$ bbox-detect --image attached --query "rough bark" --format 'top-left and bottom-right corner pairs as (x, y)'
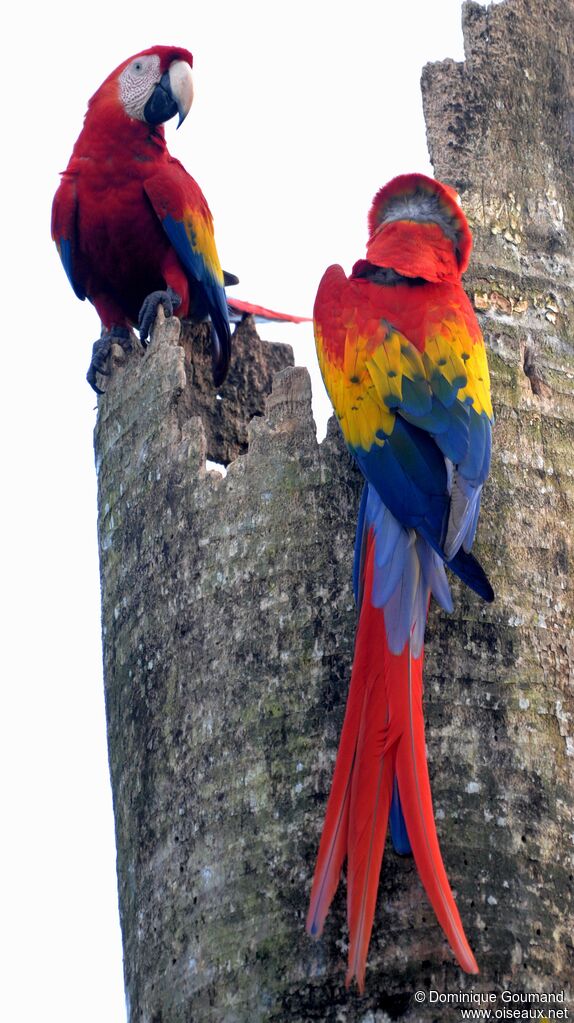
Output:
(95, 1), (574, 1020)
(175, 317), (294, 466)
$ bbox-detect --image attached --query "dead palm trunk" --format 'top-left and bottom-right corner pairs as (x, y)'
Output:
(94, 1), (574, 1018)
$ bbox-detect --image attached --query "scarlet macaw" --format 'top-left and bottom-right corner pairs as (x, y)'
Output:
(52, 47), (308, 393)
(307, 173), (493, 989)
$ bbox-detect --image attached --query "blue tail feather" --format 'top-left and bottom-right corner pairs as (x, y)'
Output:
(353, 484), (369, 605)
(390, 778), (412, 855)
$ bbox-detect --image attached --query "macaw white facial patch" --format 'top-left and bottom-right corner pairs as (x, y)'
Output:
(119, 54), (161, 121)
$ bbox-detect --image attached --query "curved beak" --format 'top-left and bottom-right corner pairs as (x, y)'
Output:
(143, 60), (193, 128)
(168, 59), (194, 127)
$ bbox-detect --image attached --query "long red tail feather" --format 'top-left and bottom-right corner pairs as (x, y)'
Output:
(305, 535), (379, 941)
(345, 667), (394, 990)
(391, 643), (479, 974)
(307, 530), (478, 988)
(227, 297), (311, 323)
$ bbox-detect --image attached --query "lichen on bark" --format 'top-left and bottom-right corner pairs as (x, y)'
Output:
(95, 1), (573, 1020)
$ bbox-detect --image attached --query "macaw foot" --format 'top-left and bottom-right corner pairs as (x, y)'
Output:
(138, 287), (181, 346)
(87, 327), (132, 394)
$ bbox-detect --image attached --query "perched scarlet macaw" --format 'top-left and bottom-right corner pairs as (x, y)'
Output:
(52, 46), (308, 393)
(307, 173), (494, 990)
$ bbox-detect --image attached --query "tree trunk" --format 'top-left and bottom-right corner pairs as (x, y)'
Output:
(94, 1), (574, 1019)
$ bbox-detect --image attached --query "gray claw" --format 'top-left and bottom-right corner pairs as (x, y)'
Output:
(138, 288), (180, 343)
(86, 328), (131, 394)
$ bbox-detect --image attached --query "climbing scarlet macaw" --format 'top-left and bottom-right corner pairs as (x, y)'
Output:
(307, 173), (494, 989)
(52, 46), (307, 393)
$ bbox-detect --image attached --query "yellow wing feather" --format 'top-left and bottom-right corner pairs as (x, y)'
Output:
(316, 314), (492, 452)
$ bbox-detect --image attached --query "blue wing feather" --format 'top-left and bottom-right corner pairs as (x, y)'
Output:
(161, 214), (231, 354)
(399, 376), (433, 418)
(458, 408), (491, 483)
(52, 176), (86, 301)
(58, 239), (86, 300)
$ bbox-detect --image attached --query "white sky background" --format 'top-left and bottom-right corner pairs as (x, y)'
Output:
(1, 1), (474, 1018)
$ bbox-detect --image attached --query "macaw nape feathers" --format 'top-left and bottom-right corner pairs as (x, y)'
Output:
(369, 172), (473, 273)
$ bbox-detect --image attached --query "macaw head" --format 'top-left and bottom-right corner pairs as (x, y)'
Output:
(364, 173), (473, 283)
(88, 45), (194, 129)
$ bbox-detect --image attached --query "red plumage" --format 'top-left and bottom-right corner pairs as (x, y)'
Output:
(308, 173), (493, 989)
(307, 533), (478, 990)
(54, 143), (188, 327)
(52, 45), (233, 389)
(226, 298), (311, 323)
(368, 172), (472, 274)
(367, 221), (461, 283)
(53, 49), (199, 327)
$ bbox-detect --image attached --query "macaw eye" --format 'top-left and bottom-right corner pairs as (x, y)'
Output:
(133, 61), (143, 72)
